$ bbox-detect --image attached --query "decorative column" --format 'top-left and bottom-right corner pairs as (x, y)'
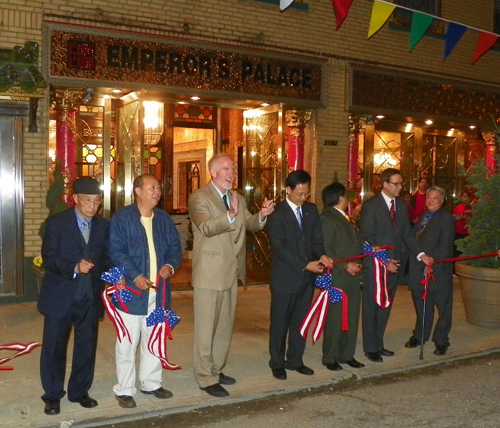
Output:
(482, 132), (498, 172)
(347, 116), (368, 216)
(285, 109), (311, 171)
(51, 88), (84, 205)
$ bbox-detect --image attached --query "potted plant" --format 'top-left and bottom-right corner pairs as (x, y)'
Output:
(455, 135), (500, 328)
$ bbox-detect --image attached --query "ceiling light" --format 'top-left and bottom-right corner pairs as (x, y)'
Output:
(425, 119), (433, 125)
(469, 125), (476, 129)
(376, 114), (385, 119)
(405, 123), (413, 132)
(190, 96), (200, 100)
(111, 89), (122, 94)
(260, 103), (270, 107)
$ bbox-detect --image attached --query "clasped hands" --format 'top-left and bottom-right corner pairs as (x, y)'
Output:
(305, 255), (334, 274)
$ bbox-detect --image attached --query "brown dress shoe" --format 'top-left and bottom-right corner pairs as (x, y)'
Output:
(115, 395), (137, 408)
(141, 387), (173, 399)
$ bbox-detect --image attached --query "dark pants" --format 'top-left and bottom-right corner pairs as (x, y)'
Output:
(40, 295), (98, 402)
(269, 282), (313, 369)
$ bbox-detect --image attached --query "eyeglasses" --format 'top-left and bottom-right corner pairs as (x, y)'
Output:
(292, 190), (311, 198)
(77, 195), (102, 205)
(388, 181), (403, 187)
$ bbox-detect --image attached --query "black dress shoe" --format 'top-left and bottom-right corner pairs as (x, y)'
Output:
(44, 399), (60, 415)
(405, 337), (420, 348)
(272, 368), (287, 380)
(141, 387), (173, 399)
(115, 395), (137, 408)
(219, 373), (236, 385)
(325, 361), (343, 371)
(344, 358), (365, 368)
(434, 345), (448, 356)
(365, 352), (383, 362)
(288, 364), (314, 375)
(200, 383), (229, 398)
(78, 396), (98, 408)
(378, 348), (395, 356)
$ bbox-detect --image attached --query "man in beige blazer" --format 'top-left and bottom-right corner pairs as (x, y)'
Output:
(188, 153), (275, 397)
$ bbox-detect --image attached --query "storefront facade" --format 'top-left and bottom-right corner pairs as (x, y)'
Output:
(1, 0), (499, 301)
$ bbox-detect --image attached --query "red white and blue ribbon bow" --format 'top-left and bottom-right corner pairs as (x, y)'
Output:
(101, 267), (142, 343)
(300, 268), (348, 344)
(364, 242), (391, 309)
(145, 274), (181, 370)
(0, 342), (42, 371)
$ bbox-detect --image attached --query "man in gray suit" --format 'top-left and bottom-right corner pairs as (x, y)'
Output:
(404, 186), (455, 356)
(188, 153), (274, 398)
(359, 168), (430, 363)
(320, 183), (364, 371)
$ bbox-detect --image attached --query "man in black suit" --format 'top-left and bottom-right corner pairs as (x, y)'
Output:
(359, 168), (429, 363)
(404, 186), (455, 356)
(267, 170), (333, 380)
(38, 177), (111, 415)
(320, 183), (364, 371)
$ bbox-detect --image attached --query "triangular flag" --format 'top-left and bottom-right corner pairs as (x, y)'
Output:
(472, 32), (498, 64)
(409, 12), (434, 51)
(368, 0), (396, 39)
(443, 22), (467, 60)
(331, 0), (354, 30)
(280, 0), (295, 11)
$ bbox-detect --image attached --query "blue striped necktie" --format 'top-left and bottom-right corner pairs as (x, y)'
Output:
(82, 219), (91, 243)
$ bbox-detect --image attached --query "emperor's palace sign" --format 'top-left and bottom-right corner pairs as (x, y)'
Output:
(46, 24), (325, 106)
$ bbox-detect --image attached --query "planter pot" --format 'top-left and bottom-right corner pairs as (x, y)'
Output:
(456, 261), (500, 328)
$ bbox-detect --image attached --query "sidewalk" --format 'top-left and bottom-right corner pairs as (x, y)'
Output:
(1, 280), (500, 428)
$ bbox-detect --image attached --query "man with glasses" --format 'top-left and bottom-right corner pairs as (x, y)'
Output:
(359, 168), (426, 363)
(109, 174), (182, 408)
(38, 177), (112, 415)
(267, 170), (333, 380)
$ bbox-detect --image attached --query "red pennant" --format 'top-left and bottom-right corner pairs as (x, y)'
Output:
(472, 32), (498, 64)
(331, 0), (354, 30)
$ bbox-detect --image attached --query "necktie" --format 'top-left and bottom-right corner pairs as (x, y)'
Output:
(296, 206), (303, 231)
(416, 212), (432, 238)
(389, 199), (396, 227)
(222, 194), (230, 210)
(82, 219), (91, 244)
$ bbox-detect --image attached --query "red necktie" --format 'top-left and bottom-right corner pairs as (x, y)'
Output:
(389, 199), (396, 227)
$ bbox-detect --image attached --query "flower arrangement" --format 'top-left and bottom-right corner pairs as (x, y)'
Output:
(32, 256), (43, 267)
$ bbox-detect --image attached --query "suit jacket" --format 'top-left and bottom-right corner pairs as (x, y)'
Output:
(359, 193), (415, 263)
(407, 208), (455, 289)
(38, 208), (111, 319)
(188, 183), (262, 290)
(267, 200), (325, 293)
(321, 207), (363, 287)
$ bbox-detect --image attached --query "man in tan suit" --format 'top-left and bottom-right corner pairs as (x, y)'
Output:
(189, 153), (274, 397)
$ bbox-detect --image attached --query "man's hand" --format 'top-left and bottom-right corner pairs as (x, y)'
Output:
(421, 254), (434, 266)
(259, 198), (275, 220)
(159, 264), (174, 279)
(318, 255), (334, 269)
(228, 192), (239, 219)
(134, 275), (155, 291)
(305, 260), (325, 274)
(77, 258), (94, 275)
(386, 259), (399, 273)
(345, 262), (362, 276)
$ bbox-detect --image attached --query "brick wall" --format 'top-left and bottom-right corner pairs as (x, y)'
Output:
(1, 0), (499, 256)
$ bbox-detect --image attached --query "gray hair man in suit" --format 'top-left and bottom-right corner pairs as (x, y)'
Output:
(189, 153), (275, 398)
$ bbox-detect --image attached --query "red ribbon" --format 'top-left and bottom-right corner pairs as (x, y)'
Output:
(0, 342), (42, 370)
(419, 253), (497, 300)
(331, 245), (395, 265)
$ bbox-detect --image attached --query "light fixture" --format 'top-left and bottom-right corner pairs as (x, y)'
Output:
(405, 123), (413, 132)
(190, 96), (200, 100)
(143, 101), (164, 146)
(111, 89), (122, 94)
(260, 102), (270, 107)
(425, 119), (433, 125)
(376, 114), (385, 119)
(82, 88), (92, 104)
(469, 125), (476, 129)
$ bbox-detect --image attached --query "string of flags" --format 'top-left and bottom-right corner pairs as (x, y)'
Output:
(279, 0), (499, 64)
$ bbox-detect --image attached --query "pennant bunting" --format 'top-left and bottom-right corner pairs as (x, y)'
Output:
(331, 0), (354, 30)
(280, 0), (295, 12)
(443, 22), (467, 60)
(409, 12), (434, 51)
(472, 32), (498, 64)
(368, 0), (396, 39)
